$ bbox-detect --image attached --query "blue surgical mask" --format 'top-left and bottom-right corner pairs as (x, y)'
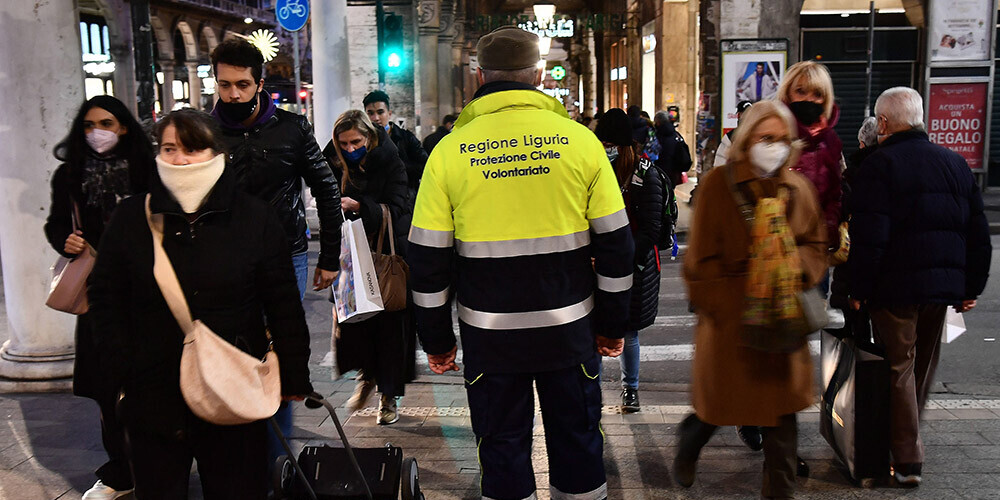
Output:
(341, 146), (367, 163)
(384, 124), (391, 131)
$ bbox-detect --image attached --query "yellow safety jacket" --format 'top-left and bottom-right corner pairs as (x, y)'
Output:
(408, 86), (635, 373)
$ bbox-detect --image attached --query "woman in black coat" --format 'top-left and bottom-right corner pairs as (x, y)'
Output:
(88, 109), (313, 499)
(323, 109), (413, 425)
(43, 95), (153, 498)
(595, 108), (664, 413)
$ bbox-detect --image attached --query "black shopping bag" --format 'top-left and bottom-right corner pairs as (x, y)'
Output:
(819, 308), (891, 486)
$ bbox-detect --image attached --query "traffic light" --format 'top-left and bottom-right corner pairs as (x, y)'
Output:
(382, 14), (405, 73)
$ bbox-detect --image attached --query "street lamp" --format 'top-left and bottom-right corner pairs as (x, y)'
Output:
(538, 36), (551, 56)
(243, 17), (253, 24)
(533, 4), (555, 29)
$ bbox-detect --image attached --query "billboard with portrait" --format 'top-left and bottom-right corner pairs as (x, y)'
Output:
(927, 0), (994, 63)
(721, 39), (788, 135)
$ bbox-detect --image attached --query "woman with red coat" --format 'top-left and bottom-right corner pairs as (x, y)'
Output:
(777, 61), (843, 249)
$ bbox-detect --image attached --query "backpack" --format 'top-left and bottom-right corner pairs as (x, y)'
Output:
(641, 128), (662, 161)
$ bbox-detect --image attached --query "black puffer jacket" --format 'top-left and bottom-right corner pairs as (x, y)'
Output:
(216, 107), (343, 271)
(87, 168), (312, 436)
(625, 157), (665, 331)
(849, 130), (991, 304)
(323, 127), (410, 255)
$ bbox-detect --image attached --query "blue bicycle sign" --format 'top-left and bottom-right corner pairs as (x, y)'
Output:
(275, 0), (309, 32)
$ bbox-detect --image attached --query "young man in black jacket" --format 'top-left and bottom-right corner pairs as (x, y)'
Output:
(209, 37), (342, 468)
(363, 90), (429, 200)
(849, 87), (992, 487)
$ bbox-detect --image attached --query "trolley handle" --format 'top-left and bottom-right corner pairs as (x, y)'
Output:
(306, 392), (374, 500)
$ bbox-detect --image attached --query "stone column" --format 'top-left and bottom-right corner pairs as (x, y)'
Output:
(312, 0), (352, 147)
(436, 0), (456, 121)
(160, 61), (176, 112)
(417, 0), (440, 138)
(186, 61), (201, 110)
(0, 0), (83, 390)
(451, 12), (465, 110)
(110, 44), (138, 112)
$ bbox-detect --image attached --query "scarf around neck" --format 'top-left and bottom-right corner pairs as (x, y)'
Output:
(155, 154), (226, 213)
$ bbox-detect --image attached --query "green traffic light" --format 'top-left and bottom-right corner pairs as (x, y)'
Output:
(387, 53), (401, 68)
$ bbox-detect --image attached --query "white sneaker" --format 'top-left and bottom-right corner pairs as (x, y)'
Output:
(82, 480), (133, 500)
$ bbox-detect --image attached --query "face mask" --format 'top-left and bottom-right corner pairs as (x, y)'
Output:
(341, 146), (367, 164)
(156, 154), (226, 213)
(605, 146), (619, 164)
(215, 90), (259, 122)
(86, 128), (120, 154)
(749, 142), (791, 176)
(787, 101), (825, 126)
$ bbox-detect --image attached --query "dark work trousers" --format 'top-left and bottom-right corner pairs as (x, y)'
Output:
(870, 303), (947, 465)
(678, 413), (798, 498)
(125, 419), (267, 500)
(92, 391), (133, 491)
(465, 354), (607, 500)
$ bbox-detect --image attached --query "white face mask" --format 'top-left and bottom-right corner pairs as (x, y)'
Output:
(156, 154), (226, 214)
(748, 142), (790, 176)
(86, 128), (120, 154)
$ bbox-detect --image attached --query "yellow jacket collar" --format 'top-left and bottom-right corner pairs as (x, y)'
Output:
(455, 90), (570, 129)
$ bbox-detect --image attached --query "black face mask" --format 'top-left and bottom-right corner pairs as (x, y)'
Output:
(216, 89), (260, 123)
(787, 101), (825, 126)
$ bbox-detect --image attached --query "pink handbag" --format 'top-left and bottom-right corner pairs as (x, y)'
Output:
(46, 201), (95, 315)
(145, 196), (281, 425)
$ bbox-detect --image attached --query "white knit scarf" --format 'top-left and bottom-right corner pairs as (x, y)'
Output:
(155, 154), (226, 214)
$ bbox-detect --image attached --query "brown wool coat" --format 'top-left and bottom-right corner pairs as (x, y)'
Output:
(684, 160), (828, 427)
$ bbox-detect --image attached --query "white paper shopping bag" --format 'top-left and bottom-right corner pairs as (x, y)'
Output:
(332, 218), (384, 323)
(942, 308), (966, 344)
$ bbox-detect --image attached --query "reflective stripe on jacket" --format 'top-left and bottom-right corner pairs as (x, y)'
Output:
(408, 88), (635, 374)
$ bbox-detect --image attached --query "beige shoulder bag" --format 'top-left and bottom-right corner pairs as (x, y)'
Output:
(144, 195), (281, 425)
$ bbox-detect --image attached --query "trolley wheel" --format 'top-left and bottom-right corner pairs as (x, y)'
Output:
(401, 457), (422, 500)
(273, 455), (294, 499)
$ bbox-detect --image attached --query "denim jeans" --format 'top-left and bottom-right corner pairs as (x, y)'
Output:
(267, 252), (310, 467)
(619, 330), (640, 389)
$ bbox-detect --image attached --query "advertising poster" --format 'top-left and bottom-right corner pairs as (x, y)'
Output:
(927, 82), (989, 170)
(928, 0), (993, 62)
(721, 40), (787, 134)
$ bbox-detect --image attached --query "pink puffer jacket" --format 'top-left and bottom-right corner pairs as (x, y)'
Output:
(790, 106), (843, 246)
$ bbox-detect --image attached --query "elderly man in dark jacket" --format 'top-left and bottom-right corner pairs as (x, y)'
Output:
(849, 87), (992, 487)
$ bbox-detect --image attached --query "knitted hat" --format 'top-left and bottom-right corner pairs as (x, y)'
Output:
(594, 108), (633, 147)
(476, 26), (540, 71)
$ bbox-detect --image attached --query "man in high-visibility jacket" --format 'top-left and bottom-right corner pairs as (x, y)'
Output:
(408, 26), (634, 500)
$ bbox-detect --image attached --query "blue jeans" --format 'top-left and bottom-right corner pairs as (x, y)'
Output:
(619, 330), (640, 389)
(267, 252), (310, 466)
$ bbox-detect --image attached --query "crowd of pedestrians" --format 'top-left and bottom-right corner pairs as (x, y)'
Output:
(42, 26), (991, 500)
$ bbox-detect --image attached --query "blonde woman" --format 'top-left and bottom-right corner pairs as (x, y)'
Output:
(675, 101), (827, 500)
(322, 110), (412, 425)
(777, 61), (843, 249)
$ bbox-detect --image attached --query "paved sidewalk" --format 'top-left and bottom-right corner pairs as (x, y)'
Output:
(4, 374), (1000, 499)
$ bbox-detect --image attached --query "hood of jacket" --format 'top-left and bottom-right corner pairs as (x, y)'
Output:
(454, 87), (569, 130)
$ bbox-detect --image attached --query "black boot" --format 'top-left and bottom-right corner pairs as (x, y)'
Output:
(621, 387), (640, 413)
(737, 425), (764, 451)
(673, 414), (717, 488)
